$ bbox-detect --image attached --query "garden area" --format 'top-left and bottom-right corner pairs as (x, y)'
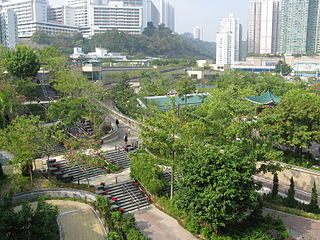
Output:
(126, 70), (320, 239)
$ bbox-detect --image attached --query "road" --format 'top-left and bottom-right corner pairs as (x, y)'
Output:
(263, 208), (320, 240)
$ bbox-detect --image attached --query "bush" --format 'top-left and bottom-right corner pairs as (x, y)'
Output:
(130, 153), (167, 195)
(126, 228), (147, 240)
(107, 232), (121, 240)
(0, 195), (59, 240)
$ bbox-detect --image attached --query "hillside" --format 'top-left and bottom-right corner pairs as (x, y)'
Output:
(30, 25), (215, 59)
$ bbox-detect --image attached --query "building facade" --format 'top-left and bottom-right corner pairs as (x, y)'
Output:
(0, 0), (79, 38)
(0, 0), (48, 24)
(0, 8), (18, 48)
(160, 0), (174, 31)
(48, 5), (75, 26)
(279, 0), (320, 54)
(147, 0), (159, 27)
(193, 26), (203, 40)
(83, 1), (143, 37)
(216, 14), (241, 64)
(247, 0), (280, 54)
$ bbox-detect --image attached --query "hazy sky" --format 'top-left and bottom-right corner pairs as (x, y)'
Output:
(50, 0), (248, 42)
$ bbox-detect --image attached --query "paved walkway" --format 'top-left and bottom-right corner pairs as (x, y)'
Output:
(48, 200), (106, 240)
(133, 205), (198, 240)
(263, 208), (320, 240)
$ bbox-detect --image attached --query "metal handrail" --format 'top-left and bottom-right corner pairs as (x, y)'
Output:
(122, 184), (141, 211)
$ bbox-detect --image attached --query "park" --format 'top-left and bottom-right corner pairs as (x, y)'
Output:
(1, 44), (320, 240)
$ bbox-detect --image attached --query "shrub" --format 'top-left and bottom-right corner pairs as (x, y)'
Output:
(130, 153), (167, 195)
(126, 228), (147, 240)
(107, 231), (121, 240)
(0, 196), (59, 240)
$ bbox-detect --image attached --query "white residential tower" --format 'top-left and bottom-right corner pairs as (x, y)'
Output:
(216, 14), (242, 64)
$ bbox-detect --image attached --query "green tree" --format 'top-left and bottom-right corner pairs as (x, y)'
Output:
(14, 79), (37, 99)
(4, 46), (40, 79)
(111, 73), (136, 115)
(140, 107), (183, 199)
(51, 70), (91, 98)
(260, 89), (320, 158)
(31, 30), (50, 44)
(175, 76), (196, 105)
(37, 124), (66, 161)
(275, 60), (292, 76)
(286, 177), (296, 208)
(142, 22), (156, 37)
(271, 173), (279, 197)
(0, 80), (23, 128)
(308, 182), (319, 213)
(176, 143), (259, 232)
(47, 98), (87, 127)
(0, 196), (59, 240)
(0, 116), (43, 183)
(130, 153), (167, 195)
(37, 47), (67, 73)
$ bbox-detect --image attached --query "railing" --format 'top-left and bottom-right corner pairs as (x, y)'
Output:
(122, 183), (141, 211)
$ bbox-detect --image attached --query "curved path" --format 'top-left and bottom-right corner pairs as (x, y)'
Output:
(48, 200), (106, 240)
(133, 205), (198, 240)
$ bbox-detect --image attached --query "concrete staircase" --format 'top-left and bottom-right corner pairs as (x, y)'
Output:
(103, 149), (130, 169)
(96, 180), (150, 212)
(48, 160), (107, 183)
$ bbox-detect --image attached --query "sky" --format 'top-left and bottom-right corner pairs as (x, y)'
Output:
(50, 0), (248, 42)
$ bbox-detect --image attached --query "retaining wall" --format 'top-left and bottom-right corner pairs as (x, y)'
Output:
(257, 161), (320, 194)
(12, 188), (97, 204)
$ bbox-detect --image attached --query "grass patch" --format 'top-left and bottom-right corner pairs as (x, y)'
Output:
(264, 201), (320, 220)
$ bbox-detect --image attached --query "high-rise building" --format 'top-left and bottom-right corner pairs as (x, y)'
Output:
(0, 8), (18, 48)
(247, 0), (280, 54)
(146, 0), (159, 28)
(82, 1), (143, 37)
(160, 0), (174, 31)
(48, 5), (75, 26)
(279, 0), (320, 54)
(65, 0), (90, 27)
(216, 14), (242, 64)
(0, 0), (78, 38)
(193, 26), (203, 40)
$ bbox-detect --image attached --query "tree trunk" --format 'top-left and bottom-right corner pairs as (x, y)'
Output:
(170, 151), (175, 200)
(29, 167), (33, 185)
(0, 163), (4, 179)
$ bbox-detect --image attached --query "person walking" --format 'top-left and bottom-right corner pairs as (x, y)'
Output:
(124, 133), (128, 145)
(115, 119), (119, 128)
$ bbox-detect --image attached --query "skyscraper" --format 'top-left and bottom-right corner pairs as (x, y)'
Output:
(247, 0), (280, 54)
(0, 8), (18, 48)
(193, 26), (203, 40)
(216, 14), (241, 64)
(279, 0), (320, 54)
(122, 0), (159, 29)
(160, 0), (174, 31)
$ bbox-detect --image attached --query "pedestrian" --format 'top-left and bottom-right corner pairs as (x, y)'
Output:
(124, 133), (128, 145)
(115, 119), (119, 128)
(128, 127), (131, 135)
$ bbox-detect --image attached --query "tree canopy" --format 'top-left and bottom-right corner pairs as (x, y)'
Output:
(176, 143), (259, 232)
(4, 46), (40, 79)
(260, 89), (320, 154)
(31, 27), (214, 58)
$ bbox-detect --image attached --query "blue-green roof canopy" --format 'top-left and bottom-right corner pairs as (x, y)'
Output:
(143, 94), (208, 111)
(246, 90), (281, 105)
